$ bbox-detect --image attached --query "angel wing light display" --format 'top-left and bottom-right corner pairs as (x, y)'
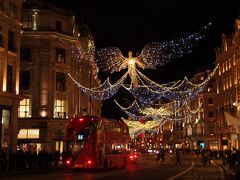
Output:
(68, 23), (215, 102)
(95, 23), (211, 73)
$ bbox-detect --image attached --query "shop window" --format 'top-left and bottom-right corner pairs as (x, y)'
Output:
(18, 129), (39, 139)
(1, 109), (10, 148)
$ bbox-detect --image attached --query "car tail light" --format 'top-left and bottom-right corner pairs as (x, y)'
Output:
(79, 118), (84, 122)
(130, 155), (133, 160)
(66, 160), (71, 165)
(134, 155), (137, 158)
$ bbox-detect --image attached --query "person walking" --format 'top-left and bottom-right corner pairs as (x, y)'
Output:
(161, 149), (165, 164)
(156, 150), (161, 164)
(176, 149), (181, 165)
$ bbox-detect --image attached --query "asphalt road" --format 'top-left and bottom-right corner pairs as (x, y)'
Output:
(1, 154), (234, 180)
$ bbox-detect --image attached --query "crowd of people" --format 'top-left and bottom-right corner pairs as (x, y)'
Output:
(0, 148), (63, 176)
(155, 147), (240, 177)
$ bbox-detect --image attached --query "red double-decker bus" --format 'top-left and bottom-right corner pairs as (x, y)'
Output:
(65, 115), (131, 169)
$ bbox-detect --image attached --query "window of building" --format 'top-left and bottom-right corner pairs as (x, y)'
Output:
(56, 72), (66, 92)
(8, 31), (16, 52)
(9, 3), (16, 17)
(1, 109), (10, 148)
(208, 111), (214, 118)
(233, 55), (236, 65)
(209, 124), (215, 134)
(18, 98), (31, 118)
(208, 98), (213, 105)
(0, 25), (3, 47)
(0, 0), (4, 11)
(18, 129), (39, 139)
(226, 77), (229, 89)
(22, 16), (32, 29)
(225, 61), (228, 71)
(229, 75), (232, 87)
(54, 99), (66, 118)
(223, 78), (225, 91)
(6, 65), (13, 93)
(20, 47), (31, 61)
(56, 48), (66, 63)
(56, 21), (62, 32)
(20, 71), (30, 91)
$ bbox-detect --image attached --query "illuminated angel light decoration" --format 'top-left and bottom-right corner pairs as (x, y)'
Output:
(116, 98), (202, 122)
(119, 101), (203, 137)
(68, 23), (212, 101)
(95, 23), (212, 86)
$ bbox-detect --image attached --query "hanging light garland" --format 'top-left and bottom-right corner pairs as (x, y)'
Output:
(116, 97), (202, 123)
(68, 71), (128, 100)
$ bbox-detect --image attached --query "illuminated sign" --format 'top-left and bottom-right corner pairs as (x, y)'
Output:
(77, 134), (84, 140)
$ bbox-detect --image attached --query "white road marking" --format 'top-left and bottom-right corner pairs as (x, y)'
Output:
(167, 160), (195, 180)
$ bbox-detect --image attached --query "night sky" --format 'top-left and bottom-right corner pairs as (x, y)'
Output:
(48, 0), (239, 119)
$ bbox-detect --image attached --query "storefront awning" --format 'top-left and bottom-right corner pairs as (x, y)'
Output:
(224, 111), (240, 134)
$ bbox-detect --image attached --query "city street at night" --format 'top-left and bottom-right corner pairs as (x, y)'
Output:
(1, 0), (240, 180)
(1, 154), (235, 180)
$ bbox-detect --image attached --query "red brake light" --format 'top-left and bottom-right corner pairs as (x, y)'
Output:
(79, 118), (84, 122)
(87, 160), (92, 164)
(130, 155), (133, 159)
(66, 160), (71, 165)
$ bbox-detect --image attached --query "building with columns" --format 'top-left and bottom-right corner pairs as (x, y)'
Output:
(0, 0), (22, 153)
(18, 0), (101, 153)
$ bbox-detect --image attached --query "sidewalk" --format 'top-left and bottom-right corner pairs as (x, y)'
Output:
(0, 166), (64, 177)
(213, 159), (235, 179)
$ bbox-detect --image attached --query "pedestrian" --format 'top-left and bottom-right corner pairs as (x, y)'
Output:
(156, 151), (161, 164)
(161, 149), (165, 164)
(176, 149), (181, 165)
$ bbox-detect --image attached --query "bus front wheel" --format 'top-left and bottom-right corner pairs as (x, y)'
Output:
(122, 158), (127, 168)
(104, 159), (108, 169)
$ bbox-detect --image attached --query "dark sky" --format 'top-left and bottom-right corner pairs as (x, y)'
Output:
(49, 0), (239, 119)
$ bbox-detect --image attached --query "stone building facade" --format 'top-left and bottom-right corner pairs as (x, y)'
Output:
(215, 18), (240, 149)
(18, 0), (101, 153)
(0, 0), (22, 153)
